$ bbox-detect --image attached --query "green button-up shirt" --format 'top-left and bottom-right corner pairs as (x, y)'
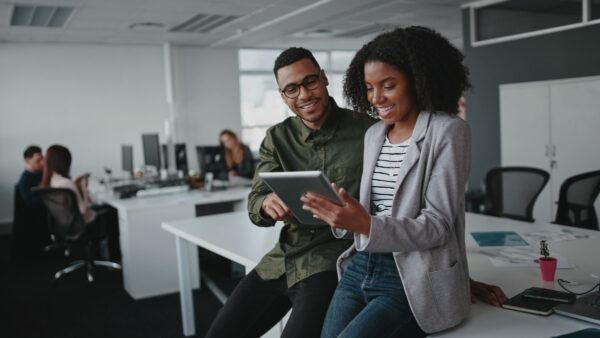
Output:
(247, 98), (375, 287)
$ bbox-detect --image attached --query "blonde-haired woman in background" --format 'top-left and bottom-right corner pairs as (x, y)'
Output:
(219, 129), (255, 179)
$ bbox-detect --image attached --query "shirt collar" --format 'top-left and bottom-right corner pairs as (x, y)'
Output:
(295, 97), (342, 143)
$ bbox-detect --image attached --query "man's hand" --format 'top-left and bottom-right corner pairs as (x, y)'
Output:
(262, 192), (293, 221)
(470, 279), (508, 307)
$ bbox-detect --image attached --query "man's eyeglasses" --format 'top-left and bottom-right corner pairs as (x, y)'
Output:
(280, 73), (321, 99)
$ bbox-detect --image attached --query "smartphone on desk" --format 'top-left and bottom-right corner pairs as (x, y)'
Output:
(522, 287), (576, 303)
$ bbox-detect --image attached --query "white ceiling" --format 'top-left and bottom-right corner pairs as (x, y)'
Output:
(0, 0), (468, 50)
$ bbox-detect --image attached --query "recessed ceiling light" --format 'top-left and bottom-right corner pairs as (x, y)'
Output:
(129, 22), (165, 32)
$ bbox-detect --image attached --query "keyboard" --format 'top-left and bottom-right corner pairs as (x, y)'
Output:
(136, 185), (189, 197)
(113, 184), (142, 199)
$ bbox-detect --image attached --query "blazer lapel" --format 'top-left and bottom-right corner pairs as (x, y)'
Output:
(361, 122), (387, 209)
(393, 111), (431, 193)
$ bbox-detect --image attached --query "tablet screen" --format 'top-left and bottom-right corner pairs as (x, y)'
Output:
(258, 171), (343, 225)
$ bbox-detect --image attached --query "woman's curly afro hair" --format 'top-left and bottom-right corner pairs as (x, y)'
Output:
(343, 26), (470, 117)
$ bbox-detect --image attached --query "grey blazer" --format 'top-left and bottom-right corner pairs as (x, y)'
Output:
(334, 111), (471, 334)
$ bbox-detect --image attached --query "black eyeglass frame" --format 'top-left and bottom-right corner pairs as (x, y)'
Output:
(279, 72), (322, 99)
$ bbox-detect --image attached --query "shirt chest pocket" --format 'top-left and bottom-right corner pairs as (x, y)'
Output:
(326, 167), (362, 199)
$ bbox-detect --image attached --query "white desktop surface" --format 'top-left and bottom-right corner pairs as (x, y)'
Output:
(434, 213), (599, 338)
(163, 212), (600, 337)
(93, 185), (251, 299)
(96, 186), (250, 211)
(162, 211), (283, 337)
(163, 211), (282, 269)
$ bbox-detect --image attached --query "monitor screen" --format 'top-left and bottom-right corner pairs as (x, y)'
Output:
(142, 133), (161, 169)
(161, 144), (168, 170)
(162, 143), (188, 173)
(196, 145), (226, 180)
(121, 145), (133, 174)
(175, 144), (188, 173)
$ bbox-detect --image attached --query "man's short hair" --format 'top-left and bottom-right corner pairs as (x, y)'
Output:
(273, 47), (321, 79)
(23, 145), (42, 159)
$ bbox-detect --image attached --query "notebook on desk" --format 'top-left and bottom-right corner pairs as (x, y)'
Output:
(554, 292), (600, 325)
(501, 291), (562, 316)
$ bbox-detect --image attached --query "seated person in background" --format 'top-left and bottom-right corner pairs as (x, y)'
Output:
(39, 144), (121, 262)
(219, 129), (255, 179)
(17, 145), (44, 208)
(13, 145), (49, 261)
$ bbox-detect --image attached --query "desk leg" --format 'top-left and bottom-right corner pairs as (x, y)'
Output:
(175, 236), (195, 336)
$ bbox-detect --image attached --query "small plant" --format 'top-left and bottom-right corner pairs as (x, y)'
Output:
(538, 240), (557, 281)
(540, 240), (550, 260)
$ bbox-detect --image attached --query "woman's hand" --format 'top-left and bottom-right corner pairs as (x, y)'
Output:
(470, 279), (508, 307)
(301, 183), (371, 235)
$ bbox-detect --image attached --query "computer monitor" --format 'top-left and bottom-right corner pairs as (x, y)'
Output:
(196, 145), (226, 180)
(121, 145), (133, 175)
(142, 133), (161, 169)
(161, 143), (188, 173)
(161, 144), (168, 170)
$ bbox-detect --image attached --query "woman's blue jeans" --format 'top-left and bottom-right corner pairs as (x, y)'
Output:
(321, 252), (425, 338)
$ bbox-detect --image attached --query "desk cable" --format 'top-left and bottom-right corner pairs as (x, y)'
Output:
(557, 278), (600, 295)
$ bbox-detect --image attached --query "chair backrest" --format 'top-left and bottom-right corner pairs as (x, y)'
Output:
(31, 187), (86, 242)
(484, 166), (550, 222)
(554, 170), (600, 230)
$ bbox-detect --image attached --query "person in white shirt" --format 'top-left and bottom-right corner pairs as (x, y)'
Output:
(40, 144), (121, 262)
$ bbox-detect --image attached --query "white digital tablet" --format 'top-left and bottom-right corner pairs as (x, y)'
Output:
(258, 171), (344, 225)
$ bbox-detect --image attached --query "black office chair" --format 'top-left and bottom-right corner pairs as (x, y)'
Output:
(32, 187), (121, 284)
(11, 184), (51, 262)
(554, 170), (600, 230)
(484, 166), (550, 222)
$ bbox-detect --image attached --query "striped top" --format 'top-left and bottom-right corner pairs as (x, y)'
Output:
(370, 137), (411, 217)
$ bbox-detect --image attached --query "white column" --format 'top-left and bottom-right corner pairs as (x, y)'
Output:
(163, 42), (177, 174)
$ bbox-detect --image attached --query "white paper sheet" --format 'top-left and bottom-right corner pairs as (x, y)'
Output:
(479, 246), (574, 268)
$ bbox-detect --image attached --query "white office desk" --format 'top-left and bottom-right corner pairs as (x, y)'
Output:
(164, 212), (599, 338)
(95, 186), (250, 299)
(162, 211), (283, 337)
(434, 213), (599, 338)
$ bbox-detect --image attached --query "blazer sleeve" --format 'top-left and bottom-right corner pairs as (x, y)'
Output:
(356, 119), (471, 252)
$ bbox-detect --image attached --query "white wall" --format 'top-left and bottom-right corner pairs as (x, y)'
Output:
(173, 46), (241, 172)
(0, 43), (240, 223)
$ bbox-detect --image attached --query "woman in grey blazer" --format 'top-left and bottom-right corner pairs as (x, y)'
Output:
(302, 27), (472, 337)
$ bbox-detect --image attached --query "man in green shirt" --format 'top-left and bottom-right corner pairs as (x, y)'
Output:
(206, 48), (374, 338)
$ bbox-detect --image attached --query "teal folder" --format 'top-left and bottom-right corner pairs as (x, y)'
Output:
(471, 231), (529, 247)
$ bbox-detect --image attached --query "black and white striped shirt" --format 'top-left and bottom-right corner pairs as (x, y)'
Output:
(370, 137), (410, 217)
